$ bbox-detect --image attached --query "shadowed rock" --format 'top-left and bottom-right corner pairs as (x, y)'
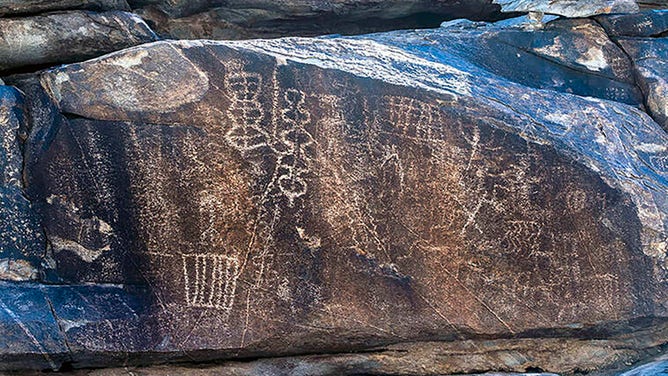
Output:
(618, 37), (668, 130)
(0, 10), (157, 74)
(0, 0), (129, 16)
(130, 0), (512, 40)
(0, 86), (44, 281)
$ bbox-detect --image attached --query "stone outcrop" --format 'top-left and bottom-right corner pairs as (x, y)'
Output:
(0, 0), (129, 16)
(618, 37), (668, 131)
(0, 11), (157, 73)
(130, 0), (512, 40)
(596, 10), (668, 130)
(492, 0), (639, 17)
(0, 9), (666, 372)
(1, 1), (668, 375)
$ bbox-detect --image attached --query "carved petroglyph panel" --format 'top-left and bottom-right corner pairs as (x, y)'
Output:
(182, 253), (240, 311)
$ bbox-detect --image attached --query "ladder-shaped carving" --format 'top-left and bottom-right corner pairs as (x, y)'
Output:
(182, 253), (240, 310)
(225, 70), (269, 152)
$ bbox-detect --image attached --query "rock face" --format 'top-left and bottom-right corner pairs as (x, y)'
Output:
(492, 0), (639, 17)
(0, 11), (157, 73)
(0, 86), (43, 281)
(435, 17), (643, 105)
(131, 0), (512, 40)
(0, 11), (665, 372)
(619, 37), (668, 131)
(1, 2), (668, 375)
(0, 0), (129, 16)
(596, 10), (668, 130)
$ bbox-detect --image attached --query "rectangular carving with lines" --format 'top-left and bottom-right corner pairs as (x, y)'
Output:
(182, 254), (239, 310)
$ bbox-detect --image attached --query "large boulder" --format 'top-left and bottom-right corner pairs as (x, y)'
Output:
(0, 10), (157, 74)
(2, 11), (665, 372)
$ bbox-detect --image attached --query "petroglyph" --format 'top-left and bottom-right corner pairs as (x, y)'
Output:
(503, 220), (543, 257)
(385, 96), (445, 142)
(182, 253), (240, 311)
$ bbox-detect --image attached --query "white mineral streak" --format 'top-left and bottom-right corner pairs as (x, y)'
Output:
(50, 236), (111, 263)
(217, 38), (473, 97)
(0, 259), (38, 281)
(492, 0), (639, 17)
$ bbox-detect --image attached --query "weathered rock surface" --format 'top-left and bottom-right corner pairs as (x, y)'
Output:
(596, 9), (668, 37)
(595, 10), (668, 130)
(0, 0), (129, 16)
(0, 11), (664, 372)
(0, 10), (157, 73)
(618, 37), (668, 131)
(131, 0), (512, 40)
(0, 86), (43, 281)
(435, 17), (643, 105)
(492, 0), (639, 17)
(640, 0), (668, 9)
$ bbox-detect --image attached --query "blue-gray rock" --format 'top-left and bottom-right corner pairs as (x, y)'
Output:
(0, 282), (69, 371)
(0, 86), (43, 281)
(618, 36), (668, 131)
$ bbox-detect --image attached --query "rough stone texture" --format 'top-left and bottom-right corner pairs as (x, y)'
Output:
(0, 10), (157, 73)
(131, 0), (512, 40)
(0, 282), (69, 371)
(0, 86), (44, 281)
(639, 0), (668, 9)
(0, 0), (129, 16)
(435, 17), (643, 105)
(0, 15), (664, 372)
(618, 36), (668, 130)
(492, 0), (640, 17)
(596, 9), (668, 37)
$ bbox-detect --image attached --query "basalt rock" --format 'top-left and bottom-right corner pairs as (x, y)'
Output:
(492, 0), (639, 17)
(0, 10), (157, 74)
(131, 0), (512, 40)
(0, 86), (44, 281)
(596, 9), (668, 37)
(618, 36), (668, 131)
(0, 0), (129, 16)
(0, 12), (664, 372)
(434, 17), (643, 105)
